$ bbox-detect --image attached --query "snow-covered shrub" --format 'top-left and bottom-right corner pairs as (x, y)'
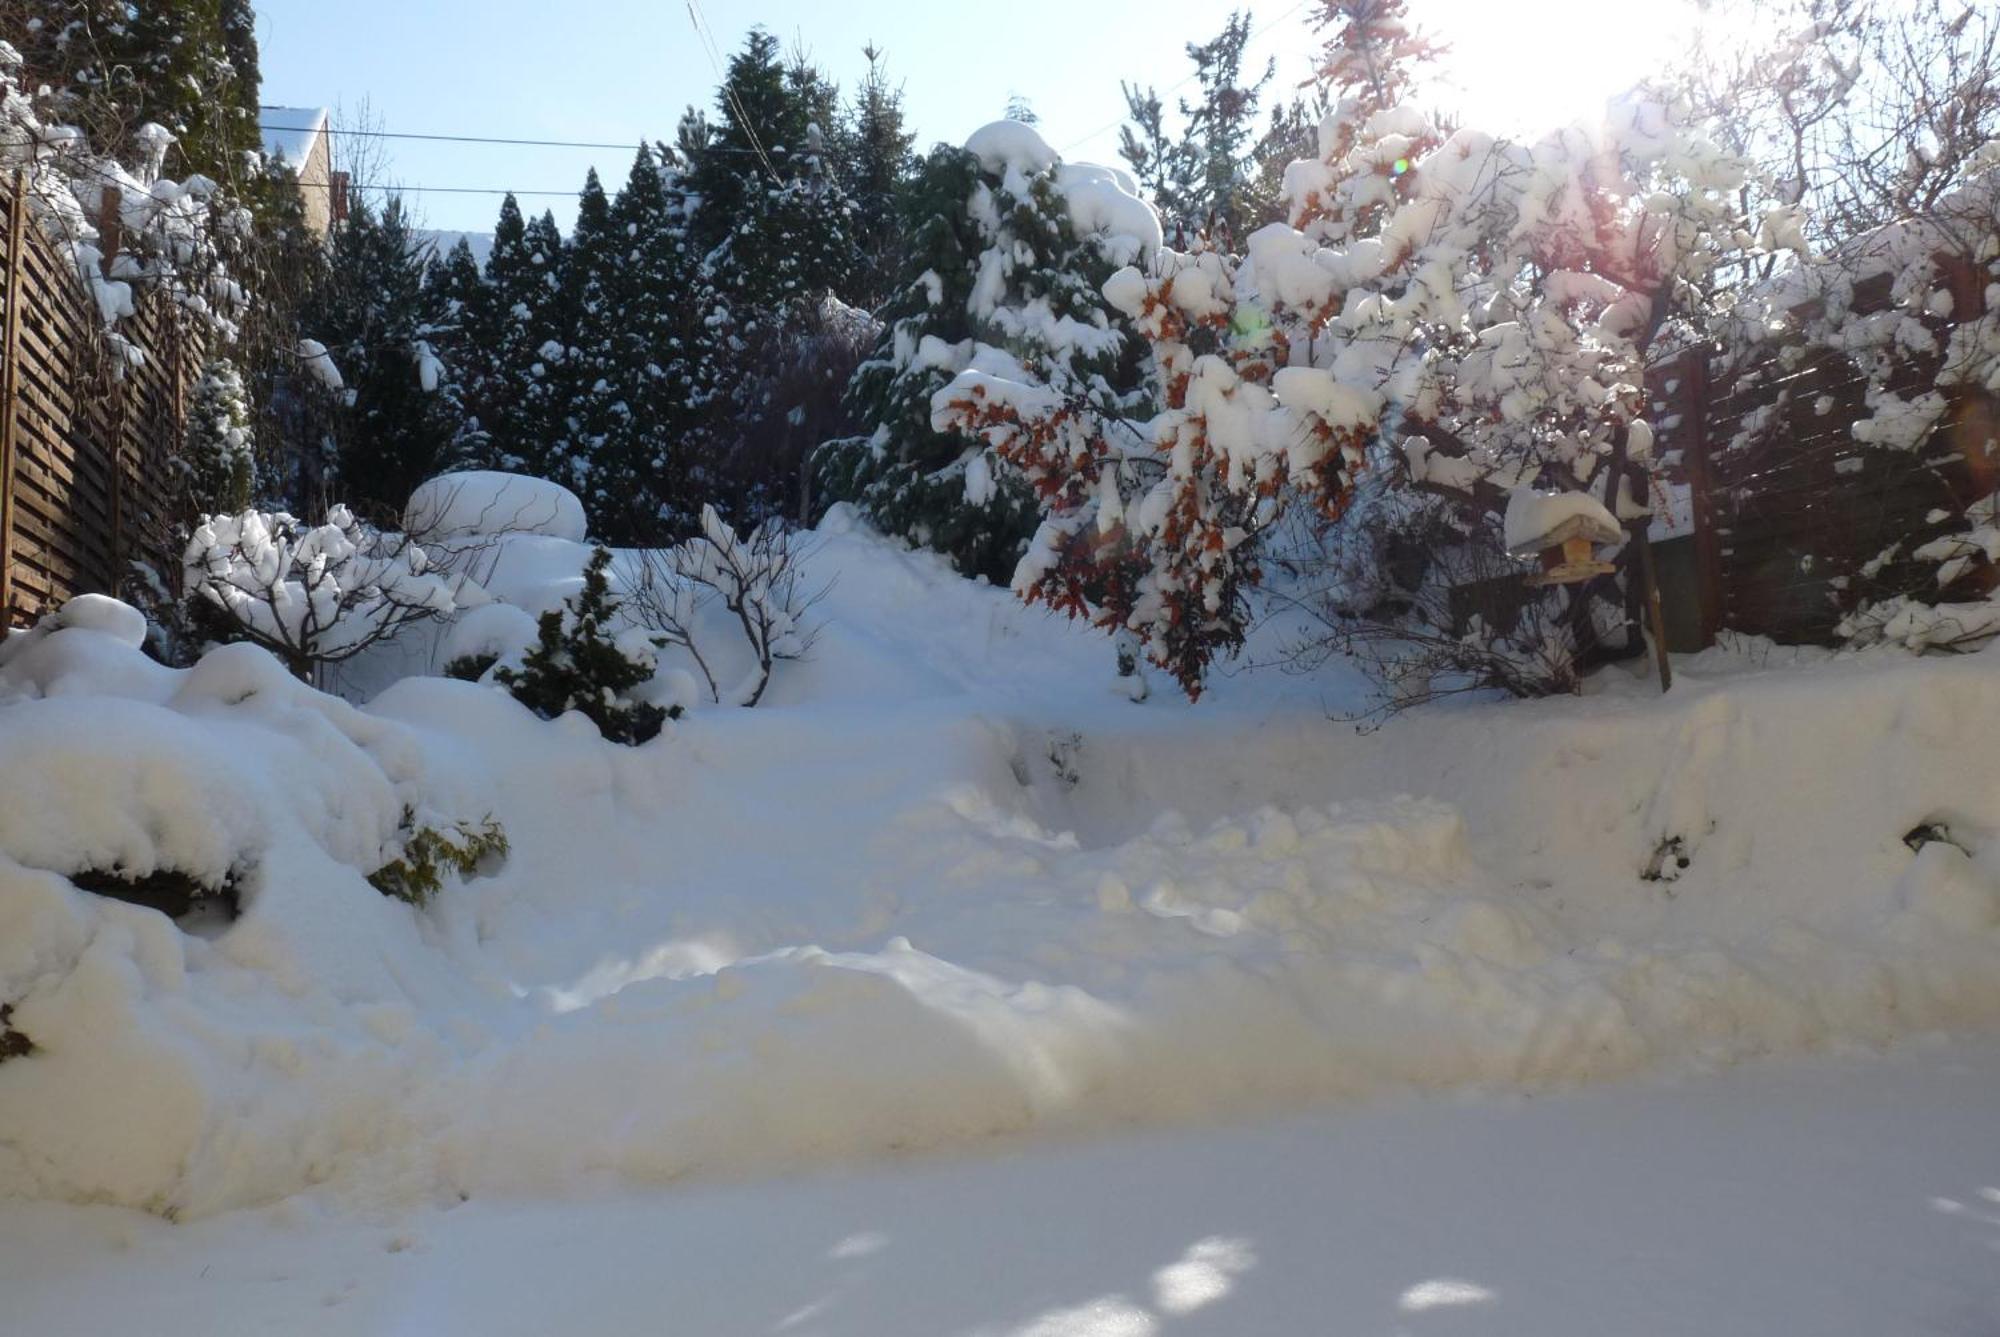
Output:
(632, 505), (821, 708)
(366, 811), (508, 908)
(940, 91), (1759, 699)
(182, 505), (471, 679)
(495, 547), (673, 745)
(0, 606), (501, 937)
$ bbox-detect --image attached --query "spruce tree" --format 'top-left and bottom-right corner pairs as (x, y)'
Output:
(843, 44), (917, 306)
(1119, 11), (1273, 244)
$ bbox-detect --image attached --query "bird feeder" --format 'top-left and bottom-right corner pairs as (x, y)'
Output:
(1503, 488), (1624, 587)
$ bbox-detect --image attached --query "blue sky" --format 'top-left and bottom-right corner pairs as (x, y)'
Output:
(253, 0), (1710, 235)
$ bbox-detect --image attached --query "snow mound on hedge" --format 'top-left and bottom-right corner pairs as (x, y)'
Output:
(405, 472), (587, 543)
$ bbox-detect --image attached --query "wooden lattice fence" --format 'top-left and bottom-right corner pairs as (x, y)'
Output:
(1653, 262), (1995, 649)
(0, 171), (204, 629)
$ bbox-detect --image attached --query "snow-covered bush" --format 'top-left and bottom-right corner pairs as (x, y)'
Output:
(182, 505), (470, 679)
(1735, 174), (2000, 652)
(632, 506), (821, 708)
(367, 811), (508, 908)
(940, 91), (1759, 699)
(0, 600), (504, 943)
(495, 547), (673, 745)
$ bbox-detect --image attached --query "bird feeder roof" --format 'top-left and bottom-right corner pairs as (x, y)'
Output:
(1503, 487), (1625, 556)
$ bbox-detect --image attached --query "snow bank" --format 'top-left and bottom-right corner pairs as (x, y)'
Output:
(5, 550), (2000, 1220)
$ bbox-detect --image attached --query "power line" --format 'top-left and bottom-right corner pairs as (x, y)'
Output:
(292, 180), (579, 198)
(257, 120), (645, 152)
(683, 0), (783, 184)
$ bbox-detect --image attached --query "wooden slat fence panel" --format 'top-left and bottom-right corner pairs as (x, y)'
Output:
(0, 172), (203, 627)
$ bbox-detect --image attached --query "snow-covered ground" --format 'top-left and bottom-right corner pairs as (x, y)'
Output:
(4, 504), (2000, 1328)
(2, 1037), (1995, 1335)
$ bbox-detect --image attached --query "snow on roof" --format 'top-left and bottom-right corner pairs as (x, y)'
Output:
(261, 106), (327, 168)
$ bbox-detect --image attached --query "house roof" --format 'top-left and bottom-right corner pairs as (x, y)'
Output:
(260, 107), (328, 168)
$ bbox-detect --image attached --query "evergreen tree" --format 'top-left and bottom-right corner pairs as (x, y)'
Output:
(183, 354), (256, 515)
(589, 144), (721, 543)
(420, 237), (490, 468)
(706, 123), (858, 321)
(306, 196), (463, 516)
(12, 0), (260, 181)
(843, 44), (917, 305)
(818, 130), (1151, 582)
(496, 546), (672, 746)
(461, 195), (567, 478)
(686, 29), (812, 255)
(552, 167), (618, 498)
(1118, 11), (1273, 244)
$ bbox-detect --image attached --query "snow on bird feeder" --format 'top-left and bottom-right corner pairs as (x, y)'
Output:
(1504, 487), (1624, 587)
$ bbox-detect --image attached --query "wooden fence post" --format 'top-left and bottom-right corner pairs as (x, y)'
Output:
(0, 172), (27, 625)
(1681, 348), (1724, 647)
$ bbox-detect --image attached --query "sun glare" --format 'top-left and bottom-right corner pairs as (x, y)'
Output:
(1421, 0), (1763, 135)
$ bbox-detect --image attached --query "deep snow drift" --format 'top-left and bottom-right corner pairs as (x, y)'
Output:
(4, 515), (2000, 1221)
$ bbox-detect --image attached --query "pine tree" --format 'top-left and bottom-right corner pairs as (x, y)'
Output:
(819, 130), (1150, 582)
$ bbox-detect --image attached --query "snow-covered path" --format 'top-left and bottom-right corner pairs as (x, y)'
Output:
(4, 1036), (1995, 1336)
